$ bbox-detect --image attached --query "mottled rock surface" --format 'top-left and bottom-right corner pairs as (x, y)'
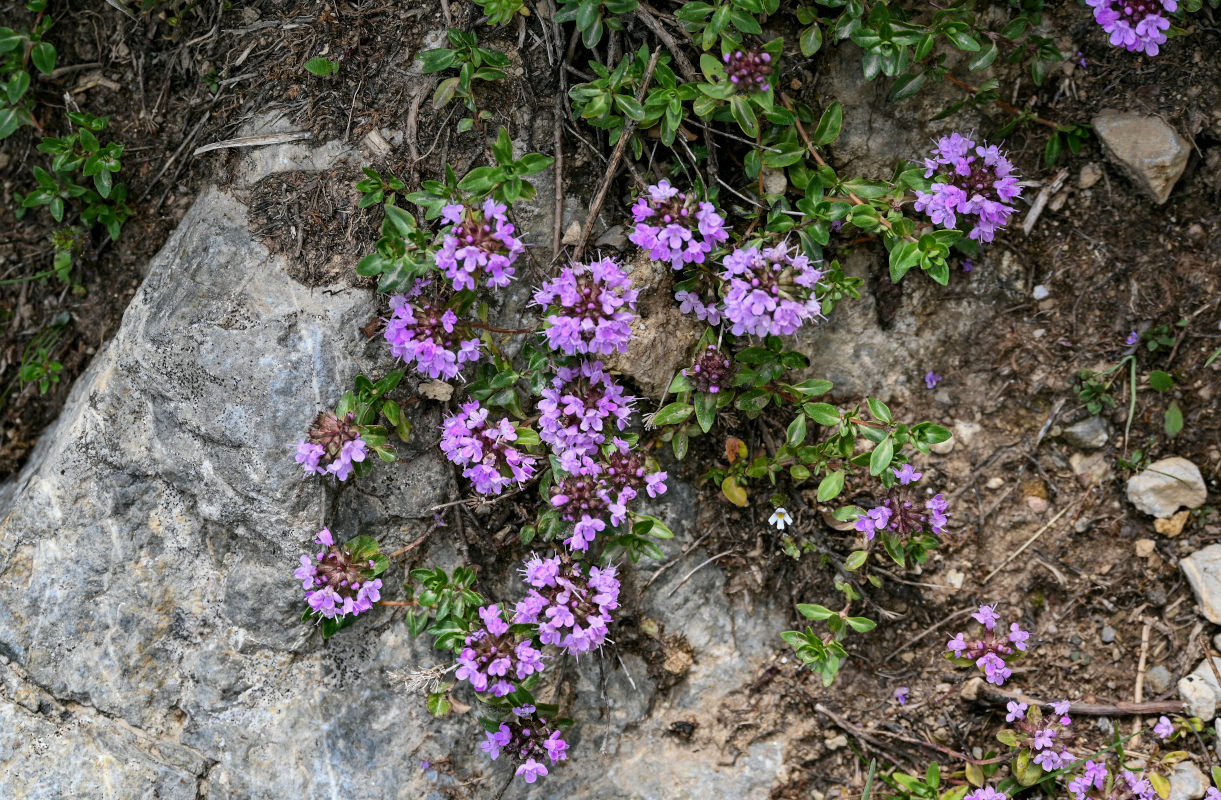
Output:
(1093, 110), (1191, 204)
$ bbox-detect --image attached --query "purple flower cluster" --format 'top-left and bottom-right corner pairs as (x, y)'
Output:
(914, 133), (1022, 243)
(1087, 0), (1177, 56)
(480, 705), (569, 784)
(674, 287), (723, 325)
(854, 465), (950, 541)
(629, 181), (729, 269)
(537, 360), (634, 457)
(946, 603), (1029, 686)
(440, 401), (538, 495)
(514, 555), (620, 655)
(437, 199), (524, 290)
(455, 605), (546, 697)
(294, 527), (383, 619)
(965, 789), (1007, 800)
(723, 49), (773, 93)
(550, 442), (668, 551)
(383, 294), (481, 380)
(296, 411), (368, 481)
(682, 344), (736, 394)
(721, 243), (825, 337)
(534, 257), (638, 355)
(1069, 760), (1157, 800)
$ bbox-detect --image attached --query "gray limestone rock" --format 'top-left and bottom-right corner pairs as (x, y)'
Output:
(1167, 761), (1208, 800)
(1059, 416), (1109, 450)
(1093, 111), (1191, 204)
(1182, 545), (1221, 624)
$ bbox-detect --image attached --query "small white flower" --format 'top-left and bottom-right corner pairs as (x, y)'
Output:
(768, 507), (791, 530)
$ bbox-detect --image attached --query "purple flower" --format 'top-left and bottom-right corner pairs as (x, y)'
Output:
(1125, 330), (1139, 345)
(1125, 771), (1159, 800)
(549, 443), (666, 550)
(383, 293), (482, 380)
(914, 133), (1022, 243)
(1087, 0), (1177, 56)
(720, 243), (825, 338)
(893, 464), (922, 485)
(296, 411), (368, 481)
(542, 729), (569, 763)
(1007, 622), (1029, 651)
(534, 257), (638, 356)
(947, 632), (967, 655)
(1031, 727), (1057, 750)
(962, 257), (974, 273)
(537, 360), (634, 457)
(1203, 788), (1221, 800)
(515, 758), (549, 783)
(1032, 749), (1065, 770)
(436, 198), (524, 290)
(924, 371), (941, 389)
(972, 603), (1001, 630)
(296, 528), (384, 620)
(1005, 700), (1027, 722)
(1153, 715), (1173, 739)
(1052, 699), (1073, 725)
(629, 181), (729, 269)
(682, 344), (736, 394)
(456, 606), (545, 696)
(893, 687), (909, 705)
(440, 401), (538, 495)
(516, 556), (620, 655)
(978, 651), (1012, 685)
(853, 505), (892, 542)
(965, 789), (1007, 800)
(926, 493), (950, 535)
(723, 49), (773, 92)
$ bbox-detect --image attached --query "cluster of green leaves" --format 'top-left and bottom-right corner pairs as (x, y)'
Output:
(403, 566), (483, 648)
(781, 599), (875, 686)
(555, 0), (637, 47)
(335, 370), (412, 474)
(677, 0), (780, 50)
(1074, 324), (1187, 442)
(419, 29), (510, 130)
(476, 685), (572, 734)
(355, 130), (552, 293)
(301, 535), (389, 638)
(473, 0), (529, 26)
(15, 310), (68, 395)
(0, 2), (55, 140)
(304, 56), (340, 77)
(878, 760), (990, 800)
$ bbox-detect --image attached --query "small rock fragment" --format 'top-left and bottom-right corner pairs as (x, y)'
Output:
(1026, 496), (1049, 513)
(1032, 285), (1050, 300)
(1180, 545), (1221, 624)
(1070, 451), (1113, 488)
(1167, 761), (1208, 800)
(1126, 457), (1207, 517)
(1093, 110), (1191, 204)
(985, 476), (1004, 490)
(1078, 163), (1103, 189)
(1145, 664), (1172, 694)
(761, 167), (787, 196)
(1134, 538), (1156, 558)
(561, 221), (583, 246)
(1100, 626), (1116, 644)
(1059, 416), (1109, 450)
(824, 734), (848, 751)
(419, 380), (454, 402)
(1154, 509), (1191, 538)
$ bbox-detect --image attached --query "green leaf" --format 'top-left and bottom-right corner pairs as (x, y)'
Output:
(926, 761), (941, 790)
(1148, 370), (1174, 392)
(426, 691), (452, 717)
(305, 57), (338, 76)
(969, 41), (999, 71)
(30, 42), (56, 75)
(866, 397), (892, 424)
(844, 550), (867, 571)
(800, 23), (823, 57)
(786, 415), (807, 447)
(652, 402), (694, 427)
(888, 72), (925, 102)
(812, 101), (842, 145)
(846, 616), (875, 633)
(721, 476), (748, 507)
(728, 95), (758, 137)
(1164, 401), (1183, 438)
(672, 430), (689, 460)
(805, 402), (841, 426)
(695, 391), (717, 433)
(797, 603), (834, 620)
(817, 470), (845, 502)
(868, 436), (894, 476)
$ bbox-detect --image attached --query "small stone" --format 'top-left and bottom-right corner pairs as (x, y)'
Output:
(1145, 665), (1172, 694)
(1126, 457), (1207, 517)
(1078, 163), (1103, 189)
(1059, 416), (1109, 450)
(561, 221), (583, 246)
(1215, 632), (1221, 651)
(943, 568), (965, 589)
(930, 434), (955, 455)
(1100, 626), (1116, 644)
(419, 380), (454, 402)
(1154, 509), (1191, 538)
(1026, 496), (1049, 513)
(1097, 716), (1113, 736)
(1180, 545), (1221, 623)
(824, 734), (848, 750)
(985, 477), (1004, 490)
(594, 225), (628, 250)
(1134, 538), (1156, 558)
(1178, 670), (1218, 721)
(1070, 451), (1113, 488)
(1032, 284), (1050, 300)
(761, 167), (787, 196)
(1167, 761), (1208, 800)
(954, 421), (982, 449)
(1093, 110), (1191, 204)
